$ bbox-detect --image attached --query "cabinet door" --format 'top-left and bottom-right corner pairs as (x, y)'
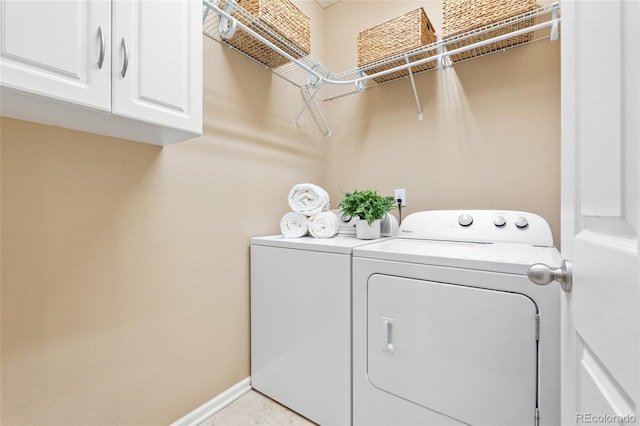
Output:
(0, 0), (111, 110)
(112, 0), (202, 135)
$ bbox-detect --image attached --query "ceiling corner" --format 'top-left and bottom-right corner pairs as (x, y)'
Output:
(314, 0), (341, 9)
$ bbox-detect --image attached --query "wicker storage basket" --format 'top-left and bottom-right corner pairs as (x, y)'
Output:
(219, 0), (310, 68)
(443, 0), (537, 63)
(357, 8), (437, 84)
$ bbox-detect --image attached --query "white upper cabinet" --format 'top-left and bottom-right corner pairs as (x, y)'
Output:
(0, 0), (111, 110)
(112, 0), (201, 135)
(0, 0), (202, 146)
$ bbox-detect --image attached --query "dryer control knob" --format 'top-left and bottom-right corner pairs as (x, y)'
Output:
(458, 214), (473, 227)
(494, 216), (507, 227)
(515, 216), (529, 229)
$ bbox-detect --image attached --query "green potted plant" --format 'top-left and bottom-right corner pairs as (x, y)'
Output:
(339, 190), (396, 239)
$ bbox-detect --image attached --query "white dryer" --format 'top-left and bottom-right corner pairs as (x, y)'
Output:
(352, 210), (561, 426)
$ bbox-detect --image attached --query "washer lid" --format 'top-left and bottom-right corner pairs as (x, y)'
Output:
(353, 238), (561, 275)
(251, 235), (386, 254)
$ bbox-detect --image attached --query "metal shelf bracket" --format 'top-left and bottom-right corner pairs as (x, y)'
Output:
(294, 80), (332, 137)
(550, 5), (559, 41)
(437, 41), (448, 70)
(218, 1), (236, 39)
(404, 54), (424, 121)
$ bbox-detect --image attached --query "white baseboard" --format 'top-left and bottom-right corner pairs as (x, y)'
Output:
(170, 377), (252, 426)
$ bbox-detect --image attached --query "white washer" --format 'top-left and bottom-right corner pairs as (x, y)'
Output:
(251, 230), (394, 425)
(352, 210), (561, 426)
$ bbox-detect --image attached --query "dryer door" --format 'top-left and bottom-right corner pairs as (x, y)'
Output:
(368, 274), (538, 426)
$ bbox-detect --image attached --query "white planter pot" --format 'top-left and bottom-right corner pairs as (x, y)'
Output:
(355, 219), (381, 240)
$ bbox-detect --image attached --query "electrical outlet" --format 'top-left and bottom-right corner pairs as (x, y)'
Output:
(394, 188), (406, 207)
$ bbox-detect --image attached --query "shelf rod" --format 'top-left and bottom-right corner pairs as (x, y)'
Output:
(404, 54), (423, 121)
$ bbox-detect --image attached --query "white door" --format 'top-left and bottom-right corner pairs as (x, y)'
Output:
(0, 0), (111, 110)
(112, 0), (202, 134)
(561, 1), (639, 425)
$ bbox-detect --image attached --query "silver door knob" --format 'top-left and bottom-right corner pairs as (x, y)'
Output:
(527, 260), (573, 292)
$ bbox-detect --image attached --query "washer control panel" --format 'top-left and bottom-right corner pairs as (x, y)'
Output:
(399, 210), (554, 247)
(457, 214), (529, 229)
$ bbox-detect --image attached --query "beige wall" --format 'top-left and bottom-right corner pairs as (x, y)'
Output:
(322, 1), (561, 245)
(1, 1), (560, 424)
(0, 30), (326, 426)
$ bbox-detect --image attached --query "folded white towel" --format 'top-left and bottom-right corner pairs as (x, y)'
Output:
(288, 183), (330, 217)
(280, 212), (309, 238)
(308, 211), (340, 238)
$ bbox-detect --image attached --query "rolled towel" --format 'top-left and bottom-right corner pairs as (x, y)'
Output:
(280, 212), (309, 238)
(308, 211), (340, 238)
(288, 183), (330, 217)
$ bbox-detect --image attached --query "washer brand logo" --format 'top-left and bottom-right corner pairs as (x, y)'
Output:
(401, 229), (413, 233)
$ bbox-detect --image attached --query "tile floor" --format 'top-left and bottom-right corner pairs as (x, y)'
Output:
(200, 390), (317, 426)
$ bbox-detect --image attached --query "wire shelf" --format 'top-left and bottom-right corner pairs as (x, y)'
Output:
(202, 0), (560, 134)
(441, 2), (560, 65)
(204, 1), (333, 89)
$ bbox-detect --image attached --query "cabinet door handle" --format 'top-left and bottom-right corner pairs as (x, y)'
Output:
(97, 26), (105, 69)
(121, 38), (129, 78)
(382, 317), (395, 353)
